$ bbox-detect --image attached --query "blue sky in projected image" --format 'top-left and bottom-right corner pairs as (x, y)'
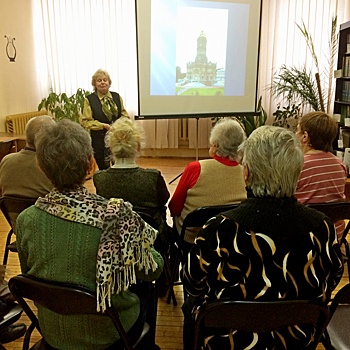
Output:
(176, 7), (228, 72)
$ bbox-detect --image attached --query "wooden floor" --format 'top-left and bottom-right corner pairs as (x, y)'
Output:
(0, 156), (348, 350)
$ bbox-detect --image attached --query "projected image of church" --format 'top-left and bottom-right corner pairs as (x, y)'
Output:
(176, 31), (224, 96)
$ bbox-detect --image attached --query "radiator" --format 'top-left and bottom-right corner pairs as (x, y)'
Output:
(178, 118), (189, 147)
(5, 110), (49, 134)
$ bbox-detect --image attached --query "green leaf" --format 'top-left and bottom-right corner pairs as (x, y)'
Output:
(37, 88), (90, 122)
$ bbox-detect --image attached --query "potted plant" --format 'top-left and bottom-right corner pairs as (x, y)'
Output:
(211, 96), (267, 136)
(38, 88), (90, 123)
(38, 88), (97, 177)
(269, 17), (338, 115)
(272, 103), (302, 132)
(236, 96), (267, 136)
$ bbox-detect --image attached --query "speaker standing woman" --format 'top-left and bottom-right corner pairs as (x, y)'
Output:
(81, 69), (129, 170)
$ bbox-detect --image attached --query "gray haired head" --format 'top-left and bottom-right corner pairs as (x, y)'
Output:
(35, 119), (93, 191)
(209, 118), (246, 161)
(239, 125), (303, 197)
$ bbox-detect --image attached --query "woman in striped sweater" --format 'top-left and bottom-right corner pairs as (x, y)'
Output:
(295, 111), (347, 239)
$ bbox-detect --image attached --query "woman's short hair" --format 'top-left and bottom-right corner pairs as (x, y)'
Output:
(240, 125), (303, 197)
(209, 118), (246, 161)
(35, 119), (93, 191)
(91, 69), (112, 91)
(298, 111), (338, 152)
(108, 117), (145, 160)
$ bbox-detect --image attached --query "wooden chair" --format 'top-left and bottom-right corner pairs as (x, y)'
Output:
(307, 200), (350, 280)
(193, 299), (329, 350)
(0, 196), (37, 266)
(322, 283), (350, 349)
(9, 274), (154, 350)
(168, 203), (240, 306)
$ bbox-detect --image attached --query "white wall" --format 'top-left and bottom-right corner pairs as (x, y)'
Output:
(0, 0), (42, 132)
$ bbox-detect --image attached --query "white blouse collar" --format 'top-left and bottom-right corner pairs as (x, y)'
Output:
(111, 158), (138, 169)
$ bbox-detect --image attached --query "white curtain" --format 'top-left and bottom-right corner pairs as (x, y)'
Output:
(34, 0), (350, 149)
(259, 0), (350, 121)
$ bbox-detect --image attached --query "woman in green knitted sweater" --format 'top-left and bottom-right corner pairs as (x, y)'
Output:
(16, 119), (163, 350)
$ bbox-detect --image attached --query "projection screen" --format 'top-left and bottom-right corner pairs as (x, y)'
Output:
(135, 0), (262, 119)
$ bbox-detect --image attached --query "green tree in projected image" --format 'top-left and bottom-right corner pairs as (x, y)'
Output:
(176, 87), (224, 96)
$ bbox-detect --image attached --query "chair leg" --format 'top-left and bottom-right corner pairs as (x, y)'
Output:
(344, 240), (350, 282)
(155, 235), (177, 305)
(162, 250), (177, 306)
(321, 329), (333, 350)
(23, 322), (36, 350)
(149, 283), (158, 348)
(2, 229), (13, 266)
(167, 253), (180, 306)
(2, 248), (9, 267)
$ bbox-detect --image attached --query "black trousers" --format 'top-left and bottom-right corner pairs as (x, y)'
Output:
(91, 130), (110, 170)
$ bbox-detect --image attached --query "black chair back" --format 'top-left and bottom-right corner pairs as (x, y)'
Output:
(307, 200), (350, 280)
(9, 274), (150, 350)
(168, 203), (240, 306)
(322, 283), (350, 349)
(179, 203), (240, 242)
(307, 200), (350, 223)
(329, 283), (350, 317)
(137, 211), (176, 308)
(193, 299), (329, 350)
(0, 140), (15, 162)
(137, 211), (159, 230)
(0, 196), (37, 265)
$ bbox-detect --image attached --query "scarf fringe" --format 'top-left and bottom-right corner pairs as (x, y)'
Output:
(97, 248), (158, 312)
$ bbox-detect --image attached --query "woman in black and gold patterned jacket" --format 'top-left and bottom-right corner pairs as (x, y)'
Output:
(182, 125), (344, 350)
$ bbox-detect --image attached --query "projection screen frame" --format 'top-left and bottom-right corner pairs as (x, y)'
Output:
(135, 111), (260, 120)
(135, 0), (262, 121)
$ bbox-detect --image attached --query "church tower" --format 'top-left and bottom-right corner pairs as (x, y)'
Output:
(186, 31), (217, 86)
(195, 31), (208, 64)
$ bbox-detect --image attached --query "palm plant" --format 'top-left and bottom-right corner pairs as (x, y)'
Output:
(270, 65), (321, 111)
(270, 17), (338, 115)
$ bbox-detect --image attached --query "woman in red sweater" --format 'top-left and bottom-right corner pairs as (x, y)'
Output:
(169, 118), (247, 244)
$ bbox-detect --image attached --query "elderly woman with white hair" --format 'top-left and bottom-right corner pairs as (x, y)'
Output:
(93, 117), (170, 240)
(169, 118), (247, 245)
(93, 117), (171, 297)
(182, 125), (343, 350)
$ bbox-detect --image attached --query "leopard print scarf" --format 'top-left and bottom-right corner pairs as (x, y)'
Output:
(35, 186), (158, 312)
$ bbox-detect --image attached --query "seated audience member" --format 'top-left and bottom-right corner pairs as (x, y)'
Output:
(0, 116), (55, 344)
(0, 115), (54, 198)
(182, 126), (343, 350)
(0, 116), (54, 230)
(169, 118), (247, 245)
(93, 118), (171, 297)
(295, 111), (347, 239)
(93, 117), (170, 242)
(16, 119), (163, 349)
